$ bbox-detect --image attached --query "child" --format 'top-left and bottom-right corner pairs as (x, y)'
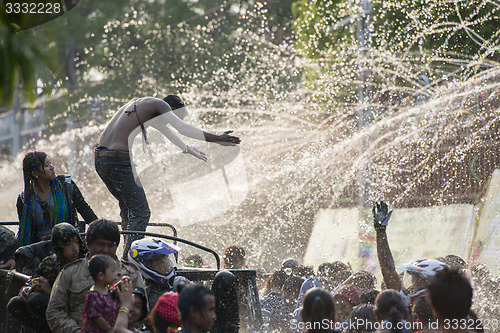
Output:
(82, 254), (121, 333)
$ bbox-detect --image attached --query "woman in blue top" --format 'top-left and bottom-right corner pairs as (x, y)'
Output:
(16, 151), (98, 246)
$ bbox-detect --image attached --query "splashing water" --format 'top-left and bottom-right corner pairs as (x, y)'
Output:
(1, 0), (500, 328)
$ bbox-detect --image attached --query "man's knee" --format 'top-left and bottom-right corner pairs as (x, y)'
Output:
(130, 205), (151, 221)
(7, 296), (26, 317)
(26, 292), (50, 314)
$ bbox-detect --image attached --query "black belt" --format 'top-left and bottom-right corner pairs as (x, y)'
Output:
(94, 150), (130, 158)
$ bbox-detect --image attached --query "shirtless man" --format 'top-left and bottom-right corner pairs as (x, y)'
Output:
(95, 95), (240, 258)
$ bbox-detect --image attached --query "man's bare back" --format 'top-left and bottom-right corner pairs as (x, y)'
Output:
(98, 96), (240, 152)
(98, 97), (163, 151)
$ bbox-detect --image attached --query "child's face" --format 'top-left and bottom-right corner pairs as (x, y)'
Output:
(103, 261), (117, 285)
(63, 235), (80, 263)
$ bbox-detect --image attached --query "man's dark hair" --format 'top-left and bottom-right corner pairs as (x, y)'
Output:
(163, 95), (185, 110)
(178, 284), (214, 322)
(270, 270), (288, 289)
(360, 289), (379, 305)
(350, 271), (376, 292)
(412, 295), (434, 324)
(292, 265), (314, 279)
(282, 276), (305, 305)
(88, 254), (115, 280)
(317, 261), (351, 277)
(132, 286), (149, 321)
(185, 254), (204, 268)
(223, 243), (246, 269)
(426, 268), (472, 320)
(86, 219), (120, 246)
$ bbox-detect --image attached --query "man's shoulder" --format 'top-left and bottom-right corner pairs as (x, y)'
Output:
(0, 226), (16, 246)
(141, 96), (162, 104)
(60, 257), (86, 273)
(140, 97), (168, 113)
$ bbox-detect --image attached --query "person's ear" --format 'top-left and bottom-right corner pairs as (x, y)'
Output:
(97, 271), (105, 281)
(189, 305), (198, 320)
(31, 170), (39, 179)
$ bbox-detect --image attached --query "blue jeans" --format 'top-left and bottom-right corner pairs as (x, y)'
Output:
(95, 150), (150, 258)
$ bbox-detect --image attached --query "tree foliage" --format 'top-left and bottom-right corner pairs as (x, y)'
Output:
(28, 0), (300, 129)
(0, 10), (58, 106)
(291, 0), (500, 107)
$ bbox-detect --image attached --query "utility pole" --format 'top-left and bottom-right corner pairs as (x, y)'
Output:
(329, 0), (373, 207)
(12, 83), (22, 157)
(356, 0), (373, 207)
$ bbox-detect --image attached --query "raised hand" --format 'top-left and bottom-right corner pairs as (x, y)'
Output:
(372, 201), (393, 230)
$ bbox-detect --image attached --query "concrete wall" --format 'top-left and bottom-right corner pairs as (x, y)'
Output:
(304, 170), (500, 276)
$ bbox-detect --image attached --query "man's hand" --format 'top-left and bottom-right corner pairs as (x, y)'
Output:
(0, 258), (15, 270)
(216, 130), (241, 146)
(31, 277), (52, 295)
(187, 146), (208, 162)
(20, 286), (32, 301)
(372, 201), (393, 231)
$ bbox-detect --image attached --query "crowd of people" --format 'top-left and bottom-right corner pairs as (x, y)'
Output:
(0, 96), (498, 332)
(254, 202), (499, 333)
(1, 198), (498, 333)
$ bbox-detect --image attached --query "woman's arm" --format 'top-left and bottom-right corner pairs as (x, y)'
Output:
(91, 316), (113, 332)
(70, 180), (98, 223)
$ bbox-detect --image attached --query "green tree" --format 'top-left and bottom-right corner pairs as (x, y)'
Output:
(292, 0), (500, 107)
(0, 10), (58, 106)
(30, 0), (301, 128)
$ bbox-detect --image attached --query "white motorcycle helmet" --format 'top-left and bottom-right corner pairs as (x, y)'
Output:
(396, 259), (449, 307)
(396, 259), (449, 278)
(128, 238), (181, 287)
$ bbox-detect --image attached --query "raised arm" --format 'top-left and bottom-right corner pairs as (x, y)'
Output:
(373, 201), (401, 291)
(151, 98), (241, 144)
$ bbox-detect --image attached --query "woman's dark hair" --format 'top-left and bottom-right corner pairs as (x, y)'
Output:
(301, 288), (335, 333)
(18, 151), (69, 245)
(148, 309), (171, 333)
(88, 254), (115, 281)
(374, 290), (407, 333)
(86, 219), (120, 246)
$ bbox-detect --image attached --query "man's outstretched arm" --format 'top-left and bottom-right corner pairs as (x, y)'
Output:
(153, 98), (241, 144)
(373, 201), (401, 291)
(203, 130), (241, 144)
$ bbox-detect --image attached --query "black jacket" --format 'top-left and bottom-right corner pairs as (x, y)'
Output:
(16, 175), (97, 233)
